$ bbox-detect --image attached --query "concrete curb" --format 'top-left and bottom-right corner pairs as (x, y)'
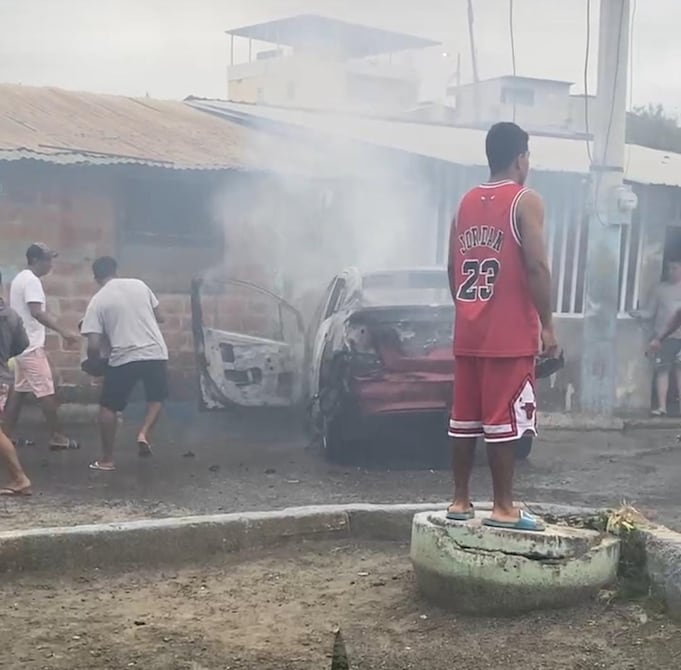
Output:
(638, 523), (681, 616)
(0, 502), (484, 576)
(539, 412), (625, 431)
(23, 404), (677, 432)
(1, 502), (681, 621)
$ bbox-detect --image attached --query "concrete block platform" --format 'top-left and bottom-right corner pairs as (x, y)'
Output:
(410, 510), (620, 615)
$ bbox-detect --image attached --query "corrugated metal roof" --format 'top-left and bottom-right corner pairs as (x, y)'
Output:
(190, 100), (681, 188)
(224, 14), (439, 58)
(0, 85), (324, 173)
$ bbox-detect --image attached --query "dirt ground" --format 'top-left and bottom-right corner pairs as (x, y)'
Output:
(0, 540), (678, 670)
(2, 405), (681, 532)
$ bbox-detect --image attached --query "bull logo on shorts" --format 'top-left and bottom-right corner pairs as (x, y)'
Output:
(521, 401), (536, 420)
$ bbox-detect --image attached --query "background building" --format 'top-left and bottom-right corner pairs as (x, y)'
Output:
(225, 14), (438, 115)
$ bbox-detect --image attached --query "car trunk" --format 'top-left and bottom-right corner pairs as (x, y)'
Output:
(344, 305), (454, 415)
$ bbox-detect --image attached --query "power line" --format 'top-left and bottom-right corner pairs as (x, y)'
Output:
(583, 0), (626, 223)
(602, 1), (627, 170)
(629, 0), (636, 114)
(625, 0), (637, 175)
(467, 0), (480, 123)
(509, 0), (517, 122)
(591, 0), (627, 225)
(583, 0), (593, 163)
(467, 0), (479, 84)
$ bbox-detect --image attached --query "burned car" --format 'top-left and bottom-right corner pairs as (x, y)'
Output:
(191, 268), (561, 462)
(305, 268), (455, 460)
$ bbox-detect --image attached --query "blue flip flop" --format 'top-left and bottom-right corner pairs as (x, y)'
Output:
(482, 509), (546, 532)
(446, 504), (475, 521)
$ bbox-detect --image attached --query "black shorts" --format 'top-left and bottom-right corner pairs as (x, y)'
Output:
(100, 360), (169, 412)
(654, 338), (681, 371)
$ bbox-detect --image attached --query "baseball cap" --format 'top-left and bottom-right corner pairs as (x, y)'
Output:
(26, 242), (58, 263)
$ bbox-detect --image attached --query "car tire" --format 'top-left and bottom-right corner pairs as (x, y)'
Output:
(515, 434), (533, 460)
(321, 415), (345, 463)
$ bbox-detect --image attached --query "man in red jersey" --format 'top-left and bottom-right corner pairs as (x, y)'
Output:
(446, 122), (557, 532)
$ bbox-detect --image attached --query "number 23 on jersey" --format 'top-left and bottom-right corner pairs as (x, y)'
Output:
(456, 258), (500, 302)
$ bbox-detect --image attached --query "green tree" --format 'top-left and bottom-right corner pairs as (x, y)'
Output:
(626, 103), (681, 152)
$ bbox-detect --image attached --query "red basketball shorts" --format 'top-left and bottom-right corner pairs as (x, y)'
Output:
(448, 355), (537, 443)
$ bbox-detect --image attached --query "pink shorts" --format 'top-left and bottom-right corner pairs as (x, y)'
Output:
(14, 348), (55, 398)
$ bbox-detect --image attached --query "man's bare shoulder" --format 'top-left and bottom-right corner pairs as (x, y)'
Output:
(518, 188), (544, 208)
(517, 188), (545, 224)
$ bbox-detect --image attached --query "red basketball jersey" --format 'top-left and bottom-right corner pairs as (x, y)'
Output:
(449, 180), (540, 358)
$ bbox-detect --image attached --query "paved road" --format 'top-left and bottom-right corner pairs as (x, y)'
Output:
(2, 403), (680, 531)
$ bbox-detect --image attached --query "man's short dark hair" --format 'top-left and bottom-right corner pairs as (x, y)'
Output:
(486, 122), (529, 174)
(92, 256), (118, 281)
(26, 242), (57, 264)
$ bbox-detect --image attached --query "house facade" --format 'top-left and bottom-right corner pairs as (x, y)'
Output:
(193, 100), (681, 415)
(0, 85), (336, 403)
(225, 14), (438, 115)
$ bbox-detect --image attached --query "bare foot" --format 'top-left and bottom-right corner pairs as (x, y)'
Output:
(447, 498), (472, 515)
(489, 507), (521, 524)
(447, 498), (475, 517)
(4, 475), (31, 492)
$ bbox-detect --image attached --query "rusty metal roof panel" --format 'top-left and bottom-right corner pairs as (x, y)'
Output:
(0, 85), (323, 172)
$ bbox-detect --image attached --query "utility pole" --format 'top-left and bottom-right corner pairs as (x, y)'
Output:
(466, 0), (480, 123)
(579, 0), (637, 415)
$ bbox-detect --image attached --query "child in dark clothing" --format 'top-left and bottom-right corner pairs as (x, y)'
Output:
(0, 270), (32, 495)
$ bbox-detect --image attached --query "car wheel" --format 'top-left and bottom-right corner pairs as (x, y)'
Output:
(321, 415), (345, 462)
(515, 434), (533, 460)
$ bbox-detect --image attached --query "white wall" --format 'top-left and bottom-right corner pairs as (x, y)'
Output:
(454, 79), (573, 133)
(568, 94), (596, 135)
(228, 54), (420, 113)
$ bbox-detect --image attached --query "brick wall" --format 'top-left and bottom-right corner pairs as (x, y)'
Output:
(0, 163), (217, 403)
(0, 164), (341, 404)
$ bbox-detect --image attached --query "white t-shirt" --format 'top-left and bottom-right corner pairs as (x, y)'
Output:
(81, 278), (168, 367)
(9, 269), (46, 353)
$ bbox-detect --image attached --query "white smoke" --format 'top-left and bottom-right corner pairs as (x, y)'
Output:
(210, 41), (442, 323)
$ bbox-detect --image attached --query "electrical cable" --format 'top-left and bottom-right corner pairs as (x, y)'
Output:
(602, 1), (626, 171)
(509, 0), (517, 122)
(585, 0), (626, 225)
(583, 0), (593, 163)
(625, 0), (637, 176)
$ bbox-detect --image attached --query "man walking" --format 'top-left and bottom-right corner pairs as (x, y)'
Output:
(635, 259), (681, 415)
(446, 122), (557, 532)
(3, 243), (80, 450)
(0, 269), (32, 495)
(81, 256), (168, 471)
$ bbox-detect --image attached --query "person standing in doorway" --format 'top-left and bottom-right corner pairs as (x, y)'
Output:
(3, 243), (80, 450)
(0, 269), (32, 495)
(446, 122), (557, 532)
(81, 257), (168, 471)
(637, 259), (681, 416)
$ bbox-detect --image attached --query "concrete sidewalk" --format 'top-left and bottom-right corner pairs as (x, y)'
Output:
(24, 403), (679, 431)
(1, 502), (681, 622)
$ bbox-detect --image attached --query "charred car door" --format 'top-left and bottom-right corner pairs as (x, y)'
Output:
(191, 274), (305, 410)
(307, 276), (348, 397)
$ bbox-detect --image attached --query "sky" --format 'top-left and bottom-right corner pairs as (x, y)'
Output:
(0, 0), (678, 112)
